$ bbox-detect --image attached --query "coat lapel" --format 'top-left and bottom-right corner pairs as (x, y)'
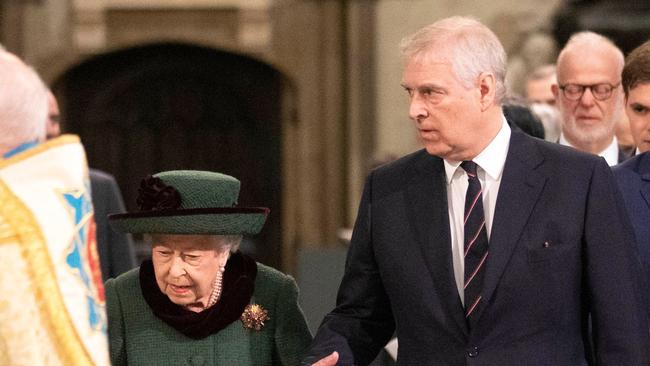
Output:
(637, 153), (650, 210)
(472, 131), (547, 324)
(403, 152), (468, 339)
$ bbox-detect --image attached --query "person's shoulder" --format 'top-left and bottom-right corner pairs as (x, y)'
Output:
(253, 263), (300, 305)
(369, 149), (437, 192)
(106, 266), (140, 292)
(89, 168), (120, 194)
(373, 149), (433, 174)
(89, 168), (117, 182)
(614, 151), (650, 175)
(612, 154), (638, 176)
(515, 131), (603, 168)
(255, 262), (295, 285)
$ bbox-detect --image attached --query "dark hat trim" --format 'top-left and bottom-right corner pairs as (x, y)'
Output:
(108, 207), (269, 220)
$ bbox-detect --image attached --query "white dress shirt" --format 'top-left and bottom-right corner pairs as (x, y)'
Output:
(444, 118), (511, 304)
(559, 133), (620, 166)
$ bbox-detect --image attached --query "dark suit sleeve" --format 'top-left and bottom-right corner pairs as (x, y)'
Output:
(103, 176), (137, 277)
(303, 173), (395, 366)
(90, 170), (137, 281)
(585, 159), (650, 364)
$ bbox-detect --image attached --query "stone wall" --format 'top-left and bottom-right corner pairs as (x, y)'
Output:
(1, 0), (562, 265)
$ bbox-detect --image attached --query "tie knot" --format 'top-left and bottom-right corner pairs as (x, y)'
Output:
(461, 161), (478, 176)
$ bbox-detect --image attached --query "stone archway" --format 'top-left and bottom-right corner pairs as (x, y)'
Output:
(53, 42), (286, 268)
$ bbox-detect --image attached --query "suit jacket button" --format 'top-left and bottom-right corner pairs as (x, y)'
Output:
(188, 355), (206, 366)
(467, 346), (479, 358)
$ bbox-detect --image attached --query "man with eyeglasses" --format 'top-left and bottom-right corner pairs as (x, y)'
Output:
(552, 31), (628, 166)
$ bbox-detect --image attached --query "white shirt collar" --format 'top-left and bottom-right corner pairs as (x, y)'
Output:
(443, 117), (511, 184)
(559, 133), (619, 166)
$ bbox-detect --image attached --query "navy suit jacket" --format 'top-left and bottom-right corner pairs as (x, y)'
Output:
(304, 131), (649, 365)
(89, 169), (137, 281)
(613, 152), (650, 316)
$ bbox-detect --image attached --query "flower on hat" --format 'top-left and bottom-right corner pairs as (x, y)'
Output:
(241, 303), (269, 330)
(136, 175), (182, 211)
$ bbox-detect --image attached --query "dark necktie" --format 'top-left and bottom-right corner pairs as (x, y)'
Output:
(461, 161), (489, 326)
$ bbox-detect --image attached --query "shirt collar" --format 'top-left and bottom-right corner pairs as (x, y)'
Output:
(559, 133), (619, 166)
(443, 116), (511, 184)
(600, 136), (619, 166)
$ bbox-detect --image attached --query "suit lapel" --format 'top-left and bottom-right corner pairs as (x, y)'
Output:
(472, 131), (547, 324)
(638, 154), (650, 210)
(403, 152), (468, 339)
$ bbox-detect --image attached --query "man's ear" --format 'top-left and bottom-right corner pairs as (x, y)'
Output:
(478, 72), (496, 111)
(551, 83), (559, 99)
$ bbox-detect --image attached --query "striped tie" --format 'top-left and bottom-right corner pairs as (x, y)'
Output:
(461, 161), (489, 327)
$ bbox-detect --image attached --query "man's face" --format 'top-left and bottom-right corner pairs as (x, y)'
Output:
(401, 56), (484, 161)
(626, 82), (650, 153)
(526, 75), (556, 105)
(553, 49), (622, 149)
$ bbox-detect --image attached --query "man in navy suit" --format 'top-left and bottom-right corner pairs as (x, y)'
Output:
(305, 17), (648, 365)
(613, 39), (650, 316)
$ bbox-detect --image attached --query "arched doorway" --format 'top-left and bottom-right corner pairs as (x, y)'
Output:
(53, 42), (285, 269)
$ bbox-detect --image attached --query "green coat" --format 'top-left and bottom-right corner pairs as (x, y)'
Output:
(105, 263), (312, 366)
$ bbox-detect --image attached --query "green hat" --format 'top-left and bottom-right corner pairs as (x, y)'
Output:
(108, 170), (269, 235)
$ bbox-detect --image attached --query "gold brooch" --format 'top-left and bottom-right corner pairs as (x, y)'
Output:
(241, 304), (270, 330)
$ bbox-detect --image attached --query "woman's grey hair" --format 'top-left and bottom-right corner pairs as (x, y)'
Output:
(144, 234), (243, 253)
(400, 16), (508, 104)
(0, 51), (48, 154)
(219, 234), (243, 253)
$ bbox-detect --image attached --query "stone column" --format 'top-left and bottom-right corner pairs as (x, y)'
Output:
(271, 0), (376, 272)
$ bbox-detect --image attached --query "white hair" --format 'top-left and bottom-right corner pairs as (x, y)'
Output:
(400, 16), (508, 104)
(219, 234), (243, 253)
(144, 234), (243, 253)
(0, 51), (48, 155)
(556, 31), (624, 80)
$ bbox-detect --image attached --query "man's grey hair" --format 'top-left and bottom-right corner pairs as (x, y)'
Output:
(556, 31), (624, 80)
(400, 16), (508, 104)
(0, 51), (48, 155)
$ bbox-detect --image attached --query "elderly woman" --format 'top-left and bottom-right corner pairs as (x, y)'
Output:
(105, 170), (312, 365)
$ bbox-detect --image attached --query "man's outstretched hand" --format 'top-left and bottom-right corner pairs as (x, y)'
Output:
(312, 351), (339, 366)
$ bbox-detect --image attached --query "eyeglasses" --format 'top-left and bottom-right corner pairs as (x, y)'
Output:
(559, 82), (620, 101)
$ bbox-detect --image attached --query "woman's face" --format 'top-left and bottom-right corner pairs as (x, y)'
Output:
(150, 234), (231, 310)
